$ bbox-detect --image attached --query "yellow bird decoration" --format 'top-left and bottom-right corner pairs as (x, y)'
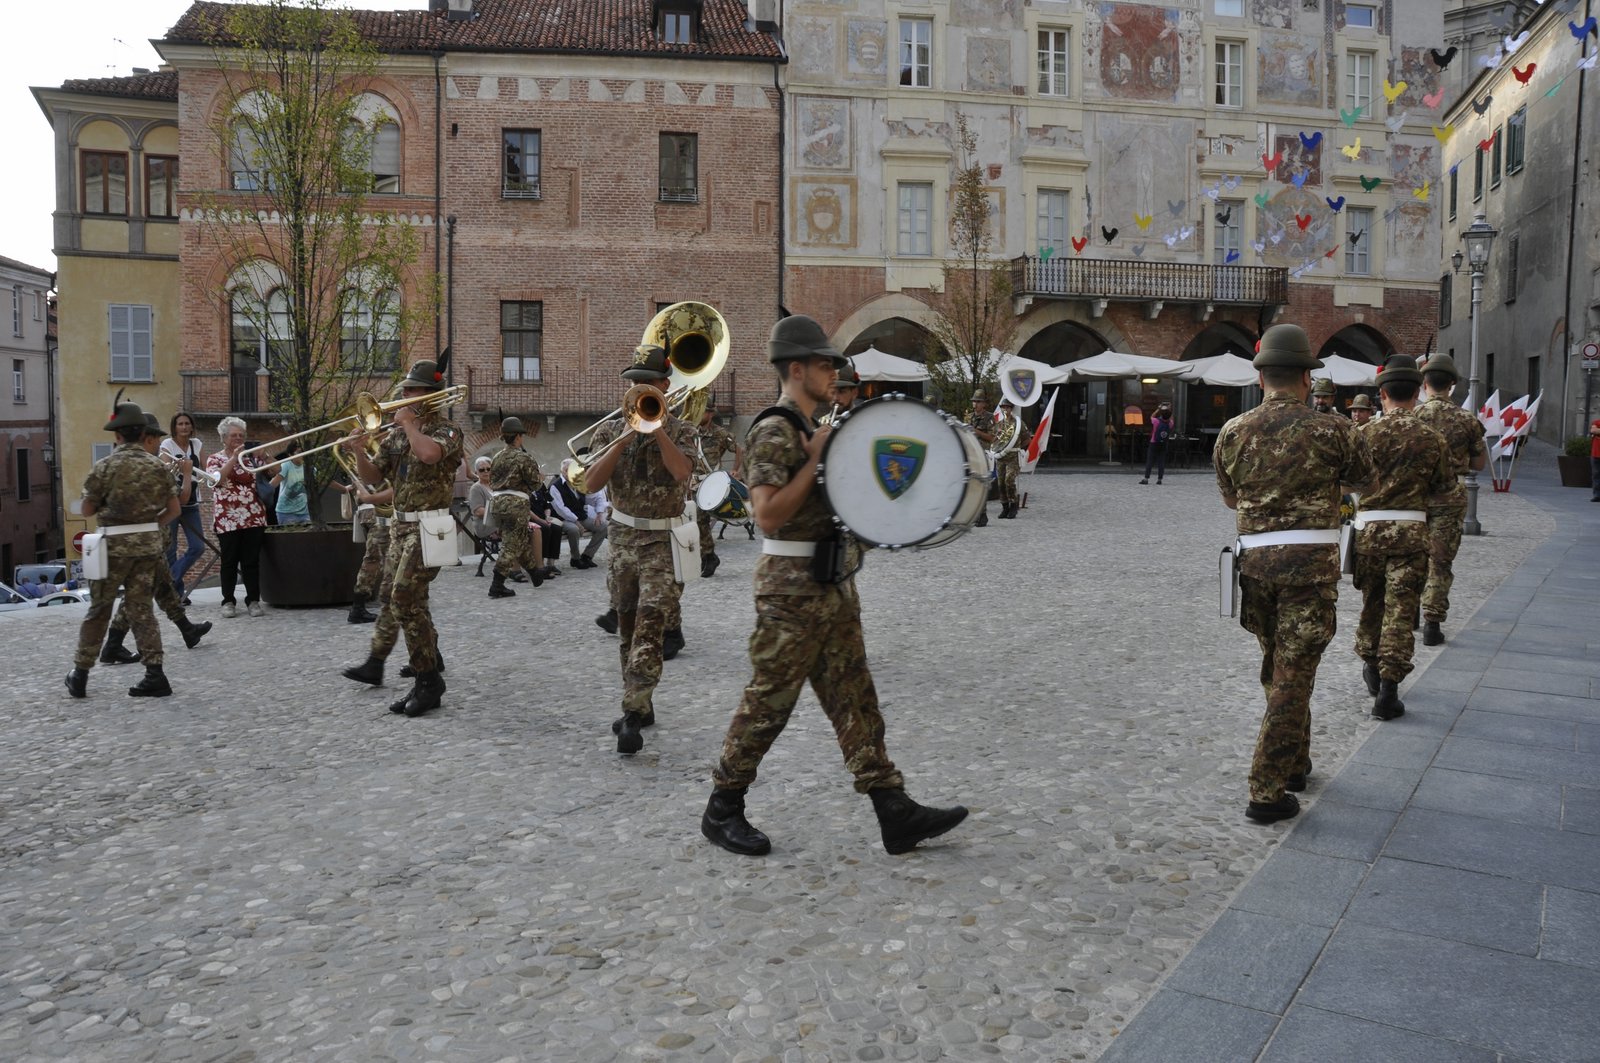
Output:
(1134, 213), (1153, 230)
(1432, 123), (1455, 143)
(1383, 79), (1407, 103)
(1413, 180), (1432, 201)
(1341, 138), (1362, 160)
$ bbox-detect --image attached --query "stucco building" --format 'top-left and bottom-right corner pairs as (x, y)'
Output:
(0, 256), (59, 578)
(782, 0), (1448, 457)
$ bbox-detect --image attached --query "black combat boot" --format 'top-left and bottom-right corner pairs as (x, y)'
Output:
(343, 655), (385, 686)
(1373, 679), (1405, 720)
(400, 655), (445, 680)
(662, 627), (685, 661)
(1422, 620), (1444, 647)
(402, 670), (446, 717)
(612, 710), (656, 734)
(868, 788), (969, 855)
(701, 788), (772, 855)
(99, 628), (141, 665)
(529, 567), (545, 588)
(128, 665), (173, 698)
(488, 573), (516, 598)
(1361, 660), (1381, 697)
(1245, 793), (1300, 824)
(1286, 762), (1312, 793)
(595, 608), (619, 635)
(64, 668), (88, 698)
(179, 618), (213, 650)
(701, 553), (720, 578)
(976, 509), (989, 527)
(347, 594), (377, 624)
(616, 713), (645, 755)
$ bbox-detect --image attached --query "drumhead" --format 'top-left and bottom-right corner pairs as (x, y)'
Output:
(820, 396), (981, 548)
(695, 470), (732, 511)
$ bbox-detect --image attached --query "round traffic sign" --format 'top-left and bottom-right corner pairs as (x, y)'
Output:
(72, 531), (86, 556)
(1583, 341), (1600, 369)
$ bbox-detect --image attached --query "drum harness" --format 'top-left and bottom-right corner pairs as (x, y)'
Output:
(749, 405), (861, 585)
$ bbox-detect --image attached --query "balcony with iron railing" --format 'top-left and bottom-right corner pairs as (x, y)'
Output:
(1011, 256), (1288, 314)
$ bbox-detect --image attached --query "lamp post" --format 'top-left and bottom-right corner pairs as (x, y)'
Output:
(1455, 211), (1497, 536)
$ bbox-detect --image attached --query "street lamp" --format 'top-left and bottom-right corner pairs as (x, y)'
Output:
(1455, 211), (1497, 536)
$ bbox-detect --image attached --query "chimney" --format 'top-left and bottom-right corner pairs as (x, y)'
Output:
(431, 0), (477, 20)
(745, 0), (778, 33)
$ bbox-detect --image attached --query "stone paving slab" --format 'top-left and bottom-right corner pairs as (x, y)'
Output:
(0, 471), (1549, 1063)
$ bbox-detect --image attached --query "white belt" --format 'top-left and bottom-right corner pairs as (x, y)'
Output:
(761, 539), (817, 558)
(491, 490), (530, 500)
(1354, 509), (1427, 530)
(1237, 529), (1340, 549)
(101, 523), (161, 536)
(355, 503), (375, 514)
(609, 508), (684, 531)
(395, 508), (450, 522)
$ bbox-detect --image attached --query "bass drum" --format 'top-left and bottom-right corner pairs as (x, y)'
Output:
(695, 470), (751, 522)
(817, 394), (990, 550)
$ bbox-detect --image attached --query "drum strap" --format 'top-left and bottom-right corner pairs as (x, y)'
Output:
(748, 406), (814, 443)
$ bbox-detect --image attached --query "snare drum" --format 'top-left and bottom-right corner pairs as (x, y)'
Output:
(695, 470), (751, 523)
(817, 394), (991, 549)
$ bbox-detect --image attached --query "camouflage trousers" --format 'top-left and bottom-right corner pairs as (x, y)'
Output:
(370, 522), (442, 674)
(491, 496), (540, 579)
(76, 551), (163, 669)
(1355, 550), (1428, 681)
(1238, 574), (1337, 803)
(712, 585), (904, 794)
(1421, 504), (1465, 624)
(998, 457), (1019, 505)
(608, 532), (682, 715)
(353, 521), (392, 601)
(111, 548), (185, 633)
(696, 506), (717, 558)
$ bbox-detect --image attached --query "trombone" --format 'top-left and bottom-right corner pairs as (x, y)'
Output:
(158, 450), (222, 490)
(230, 384), (468, 468)
(566, 301), (729, 477)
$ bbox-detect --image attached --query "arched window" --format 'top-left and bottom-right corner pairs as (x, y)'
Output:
(230, 121), (270, 191)
(341, 287), (401, 371)
(230, 287), (293, 369)
(342, 94), (402, 193)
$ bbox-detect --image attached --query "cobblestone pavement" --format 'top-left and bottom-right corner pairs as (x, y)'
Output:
(0, 471), (1551, 1063)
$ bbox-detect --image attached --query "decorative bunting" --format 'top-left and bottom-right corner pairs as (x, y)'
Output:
(1341, 138), (1362, 159)
(1430, 46), (1458, 69)
(1382, 79), (1407, 103)
(1360, 175), (1382, 191)
(1326, 196), (1346, 212)
(1423, 88), (1446, 108)
(1513, 63), (1538, 84)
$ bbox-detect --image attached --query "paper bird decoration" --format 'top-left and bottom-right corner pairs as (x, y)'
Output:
(1071, 236), (1088, 254)
(1504, 31), (1530, 53)
(1131, 243), (1146, 258)
(1423, 89), (1446, 108)
(1299, 130), (1323, 150)
(1291, 170), (1308, 188)
(1222, 175), (1243, 191)
(1168, 199), (1186, 218)
(1386, 112), (1410, 133)
(1215, 206), (1233, 225)
(1347, 228), (1366, 247)
(1514, 63), (1537, 84)
(1038, 246), (1053, 261)
(1101, 225), (1119, 244)
(1341, 139), (1362, 159)
(1413, 180), (1432, 201)
(1325, 245), (1339, 259)
(1360, 175), (1382, 191)
(1472, 95), (1493, 115)
(1479, 49), (1504, 69)
(1478, 131), (1497, 151)
(1262, 150), (1282, 171)
(1574, 17), (1599, 39)
(1433, 123), (1456, 143)
(1579, 54), (1599, 71)
(1326, 196), (1346, 212)
(1430, 46), (1458, 68)
(1134, 213), (1153, 230)
(1382, 79), (1407, 103)
(1225, 250), (1241, 264)
(1340, 107), (1362, 127)
(1253, 190), (1270, 208)
(1204, 186), (1222, 201)
(1295, 213), (1312, 230)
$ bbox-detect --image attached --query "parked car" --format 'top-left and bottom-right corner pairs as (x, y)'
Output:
(36, 589), (91, 607)
(14, 560), (81, 588)
(0, 581), (36, 613)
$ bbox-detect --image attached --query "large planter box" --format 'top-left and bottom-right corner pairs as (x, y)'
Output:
(1557, 454), (1591, 489)
(259, 523), (366, 606)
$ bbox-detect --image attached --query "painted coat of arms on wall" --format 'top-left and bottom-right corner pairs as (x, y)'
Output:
(1096, 4), (1181, 102)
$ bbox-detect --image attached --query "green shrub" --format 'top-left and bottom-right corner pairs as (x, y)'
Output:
(1565, 437), (1591, 458)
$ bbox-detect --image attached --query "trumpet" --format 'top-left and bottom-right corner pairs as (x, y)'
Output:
(231, 384), (468, 469)
(159, 451), (222, 489)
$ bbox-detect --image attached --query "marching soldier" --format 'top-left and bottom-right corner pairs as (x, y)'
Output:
(1352, 355), (1456, 720)
(1310, 377), (1339, 414)
(694, 407), (742, 578)
(968, 390), (996, 527)
(700, 314), (967, 857)
(1348, 393), (1376, 428)
(1413, 353), (1488, 647)
(487, 416), (546, 598)
(99, 413), (213, 663)
(996, 398), (1022, 518)
(345, 481), (394, 623)
(1214, 325), (1375, 824)
(831, 358), (861, 412)
(340, 357), (464, 717)
(584, 344), (697, 754)
(66, 400), (181, 699)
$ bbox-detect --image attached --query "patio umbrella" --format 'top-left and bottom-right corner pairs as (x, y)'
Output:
(1312, 354), (1379, 386)
(848, 346), (930, 382)
(1178, 352), (1258, 387)
(1064, 351), (1191, 381)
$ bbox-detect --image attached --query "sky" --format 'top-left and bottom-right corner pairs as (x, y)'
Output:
(3, 0), (422, 279)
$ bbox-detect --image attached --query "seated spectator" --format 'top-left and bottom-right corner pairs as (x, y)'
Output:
(16, 576), (40, 599)
(36, 579), (59, 596)
(549, 458), (607, 569)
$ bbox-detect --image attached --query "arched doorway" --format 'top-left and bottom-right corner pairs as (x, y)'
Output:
(1318, 325), (1390, 413)
(1017, 321), (1113, 461)
(842, 317), (942, 401)
(1181, 323), (1258, 447)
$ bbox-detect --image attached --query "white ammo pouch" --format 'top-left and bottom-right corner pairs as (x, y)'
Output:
(396, 509), (455, 568)
(668, 506), (701, 584)
(81, 532), (109, 580)
(1222, 529), (1341, 617)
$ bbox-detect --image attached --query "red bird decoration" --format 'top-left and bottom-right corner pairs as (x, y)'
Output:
(1262, 150), (1282, 171)
(1071, 236), (1088, 254)
(1513, 63), (1537, 84)
(1295, 213), (1313, 230)
(1478, 131), (1497, 151)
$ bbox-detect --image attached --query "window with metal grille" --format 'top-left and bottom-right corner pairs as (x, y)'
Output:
(1214, 41), (1244, 108)
(108, 304), (153, 382)
(501, 302), (543, 382)
(1037, 30), (1069, 96)
(899, 19), (932, 87)
(659, 133), (698, 203)
(81, 150), (127, 215)
(503, 129), (541, 198)
(897, 182), (933, 257)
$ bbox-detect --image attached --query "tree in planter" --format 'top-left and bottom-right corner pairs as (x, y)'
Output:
(923, 112), (1017, 419)
(191, 0), (434, 525)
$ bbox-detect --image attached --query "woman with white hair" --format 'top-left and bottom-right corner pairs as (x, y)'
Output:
(205, 416), (269, 617)
(467, 455), (495, 540)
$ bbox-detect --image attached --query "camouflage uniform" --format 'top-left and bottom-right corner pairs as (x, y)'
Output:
(1413, 397), (1487, 625)
(695, 419), (738, 558)
(1215, 391), (1375, 803)
(353, 507), (393, 604)
(368, 411), (464, 674)
(75, 444), (176, 670)
(712, 396), (905, 794)
(996, 421), (1021, 508)
(592, 411), (699, 719)
(489, 446), (543, 579)
(1353, 407), (1455, 680)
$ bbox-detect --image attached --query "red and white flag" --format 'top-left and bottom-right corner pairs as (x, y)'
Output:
(1492, 392), (1541, 458)
(1018, 388), (1059, 473)
(1475, 389), (1502, 432)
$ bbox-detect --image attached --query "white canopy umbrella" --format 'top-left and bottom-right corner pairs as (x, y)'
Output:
(932, 350), (1067, 384)
(1312, 354), (1379, 387)
(1065, 351), (1192, 381)
(1179, 352), (1258, 387)
(847, 346), (929, 383)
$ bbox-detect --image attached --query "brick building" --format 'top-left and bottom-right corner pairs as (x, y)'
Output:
(782, 0), (1447, 458)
